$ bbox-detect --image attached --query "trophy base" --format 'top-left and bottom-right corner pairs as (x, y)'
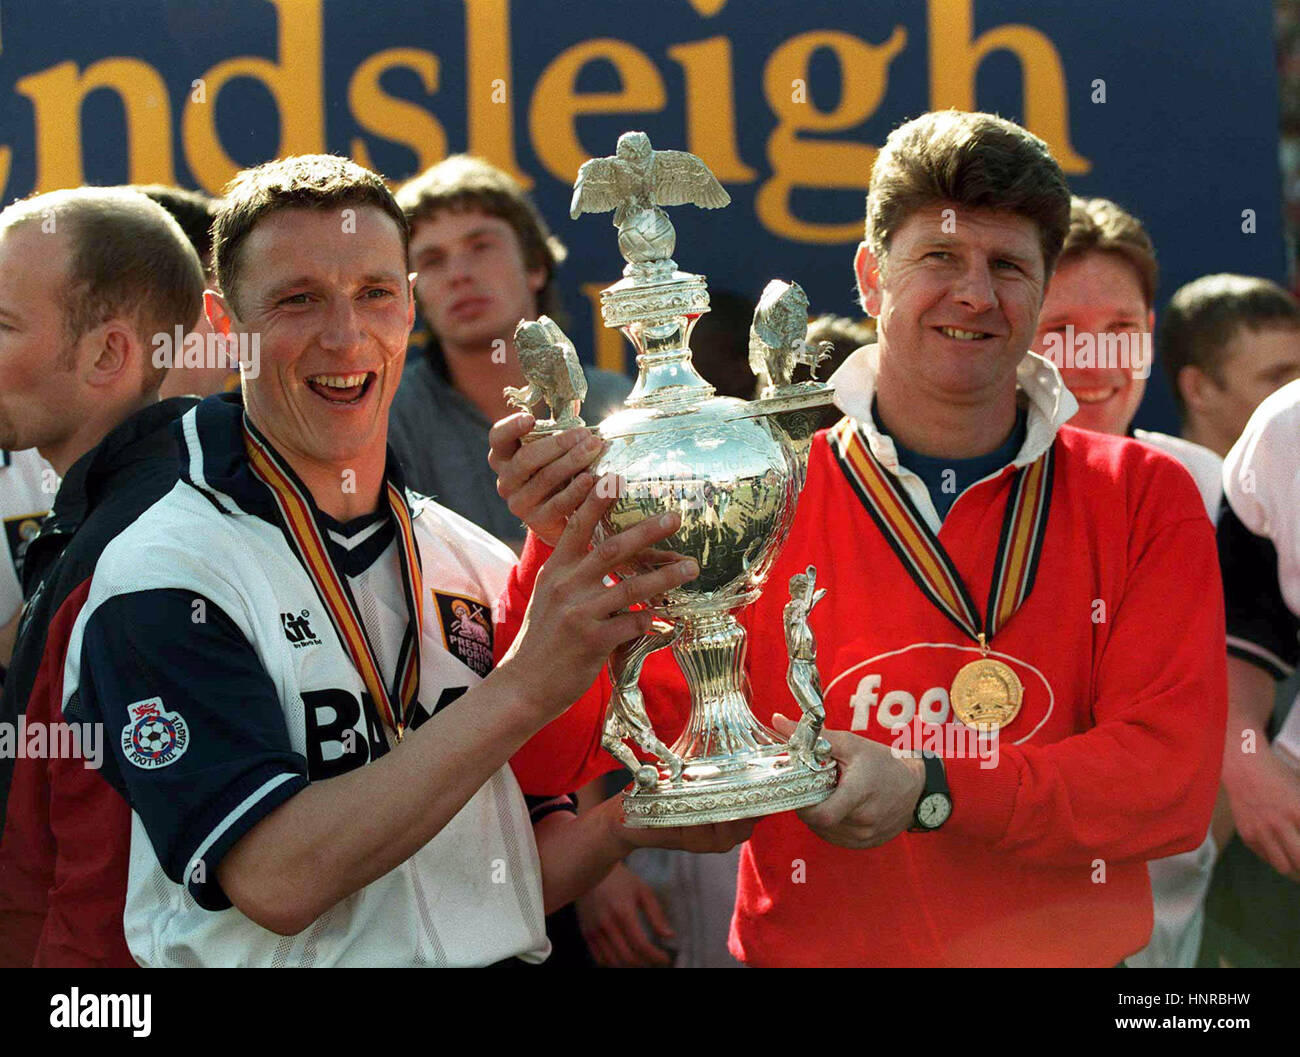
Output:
(621, 751), (837, 828)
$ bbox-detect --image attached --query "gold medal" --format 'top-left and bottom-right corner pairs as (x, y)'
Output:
(950, 655), (1023, 731)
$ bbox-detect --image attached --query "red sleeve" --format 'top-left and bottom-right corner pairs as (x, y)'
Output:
(499, 532), (693, 796)
(0, 579), (135, 968)
(943, 505), (1228, 866)
(36, 752), (135, 968)
(0, 744), (52, 967)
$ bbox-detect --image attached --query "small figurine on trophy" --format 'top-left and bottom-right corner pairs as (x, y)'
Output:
(782, 566), (833, 772)
(749, 280), (833, 398)
(602, 619), (683, 790)
(571, 131), (730, 276)
(503, 316), (587, 432)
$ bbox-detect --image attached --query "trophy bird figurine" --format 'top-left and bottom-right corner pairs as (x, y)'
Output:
(571, 131), (731, 274)
(503, 316), (587, 431)
(749, 280), (832, 398)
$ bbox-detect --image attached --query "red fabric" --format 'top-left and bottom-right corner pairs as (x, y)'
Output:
(496, 426), (1227, 966)
(0, 578), (135, 968)
(497, 534), (691, 797)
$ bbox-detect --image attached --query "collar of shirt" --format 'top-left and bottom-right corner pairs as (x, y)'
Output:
(176, 390), (417, 534)
(41, 396), (198, 538)
(827, 344), (1077, 532)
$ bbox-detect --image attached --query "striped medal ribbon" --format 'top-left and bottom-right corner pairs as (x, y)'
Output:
(829, 419), (1055, 730)
(244, 418), (424, 742)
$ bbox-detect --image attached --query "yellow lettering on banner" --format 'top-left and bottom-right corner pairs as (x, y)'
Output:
(530, 39), (666, 183)
(581, 280), (627, 374)
(666, 37), (756, 182)
(756, 28), (907, 244)
(349, 49), (447, 175)
(16, 59), (176, 190)
(182, 0), (324, 194)
(465, 0), (529, 187)
(928, 0), (1090, 174)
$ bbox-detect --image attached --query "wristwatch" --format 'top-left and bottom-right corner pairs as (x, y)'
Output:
(909, 751), (952, 831)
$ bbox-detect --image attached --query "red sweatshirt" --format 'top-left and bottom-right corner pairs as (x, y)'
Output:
(500, 423), (1226, 966)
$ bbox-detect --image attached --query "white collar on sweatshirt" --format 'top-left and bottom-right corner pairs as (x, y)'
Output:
(826, 344), (1079, 531)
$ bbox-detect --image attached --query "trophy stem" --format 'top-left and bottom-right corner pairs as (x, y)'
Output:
(669, 612), (782, 762)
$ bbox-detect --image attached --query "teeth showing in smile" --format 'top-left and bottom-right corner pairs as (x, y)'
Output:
(309, 373), (369, 389)
(1071, 386), (1120, 404)
(939, 326), (990, 340)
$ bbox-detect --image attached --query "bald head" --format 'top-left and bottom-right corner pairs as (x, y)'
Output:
(0, 187), (205, 387)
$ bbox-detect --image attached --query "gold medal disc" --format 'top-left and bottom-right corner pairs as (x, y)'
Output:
(950, 657), (1024, 731)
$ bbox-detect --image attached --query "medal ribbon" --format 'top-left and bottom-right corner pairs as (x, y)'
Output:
(243, 418), (423, 740)
(829, 418), (1054, 645)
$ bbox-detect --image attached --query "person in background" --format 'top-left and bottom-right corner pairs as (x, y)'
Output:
(1202, 377), (1300, 967)
(1159, 275), (1300, 458)
(1030, 195), (1221, 968)
(0, 450), (54, 677)
(388, 156), (630, 554)
(130, 187), (237, 401)
(0, 186), (206, 966)
(1031, 196), (1223, 517)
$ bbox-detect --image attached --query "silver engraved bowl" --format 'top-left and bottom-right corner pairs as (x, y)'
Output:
(594, 397), (798, 616)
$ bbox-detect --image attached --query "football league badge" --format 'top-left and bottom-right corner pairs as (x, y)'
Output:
(121, 698), (190, 769)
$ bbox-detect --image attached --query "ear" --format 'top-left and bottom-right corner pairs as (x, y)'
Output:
(80, 318), (142, 391)
(1146, 308), (1155, 333)
(1178, 364), (1214, 413)
(406, 273), (417, 328)
(854, 243), (883, 317)
(526, 264), (547, 296)
(205, 289), (234, 335)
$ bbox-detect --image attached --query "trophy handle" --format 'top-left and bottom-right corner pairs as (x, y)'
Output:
(603, 621), (684, 790)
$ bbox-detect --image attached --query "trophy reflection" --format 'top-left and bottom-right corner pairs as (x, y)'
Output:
(507, 133), (839, 826)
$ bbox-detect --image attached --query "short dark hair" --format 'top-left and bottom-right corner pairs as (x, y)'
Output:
(866, 110), (1071, 276)
(212, 155), (408, 314)
(397, 155), (566, 320)
(1159, 274), (1300, 420)
(132, 185), (222, 274)
(1059, 197), (1158, 308)
(0, 186), (206, 395)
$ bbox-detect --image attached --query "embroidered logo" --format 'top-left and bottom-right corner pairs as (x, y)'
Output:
(121, 698), (190, 770)
(281, 609), (321, 648)
(432, 592), (494, 678)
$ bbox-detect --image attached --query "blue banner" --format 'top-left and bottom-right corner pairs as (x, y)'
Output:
(0, 0), (1281, 431)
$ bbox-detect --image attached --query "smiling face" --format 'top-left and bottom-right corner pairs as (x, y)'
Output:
(210, 205), (413, 484)
(408, 208), (544, 357)
(858, 203), (1047, 405)
(1032, 251), (1153, 436)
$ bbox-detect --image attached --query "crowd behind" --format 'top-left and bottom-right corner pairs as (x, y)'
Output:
(0, 108), (1297, 967)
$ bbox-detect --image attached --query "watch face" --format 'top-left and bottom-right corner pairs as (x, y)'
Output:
(917, 793), (952, 828)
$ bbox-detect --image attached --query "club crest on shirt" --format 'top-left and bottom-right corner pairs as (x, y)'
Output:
(121, 697), (190, 769)
(432, 591), (494, 677)
(4, 510), (46, 579)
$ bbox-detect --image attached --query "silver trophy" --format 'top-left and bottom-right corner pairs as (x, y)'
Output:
(510, 132), (838, 826)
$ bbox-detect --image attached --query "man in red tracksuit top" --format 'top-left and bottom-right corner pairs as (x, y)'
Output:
(501, 110), (1227, 967)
